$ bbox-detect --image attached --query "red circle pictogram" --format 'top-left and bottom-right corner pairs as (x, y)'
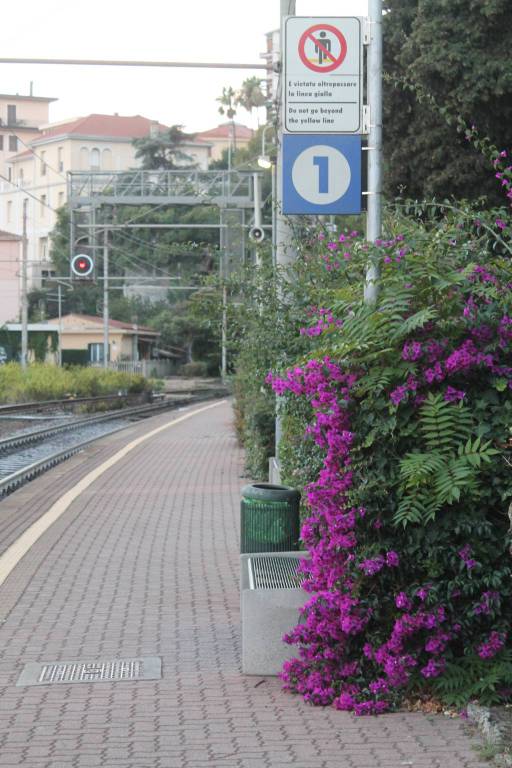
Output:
(298, 23), (347, 73)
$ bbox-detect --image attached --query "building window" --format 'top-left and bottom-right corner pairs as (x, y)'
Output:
(7, 105), (16, 125)
(90, 148), (100, 171)
(8, 135), (17, 152)
(0, 135), (3, 151)
(39, 237), (49, 262)
(40, 151), (47, 176)
(80, 147), (89, 170)
(89, 343), (108, 364)
(41, 270), (56, 279)
(40, 195), (46, 217)
(58, 147), (64, 172)
(18, 168), (24, 185)
(7, 201), (12, 222)
(102, 148), (112, 170)
(58, 191), (64, 208)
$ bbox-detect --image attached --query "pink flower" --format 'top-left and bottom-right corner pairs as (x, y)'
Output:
(477, 631), (507, 659)
(386, 551), (400, 567)
(421, 659), (445, 678)
(395, 592), (412, 611)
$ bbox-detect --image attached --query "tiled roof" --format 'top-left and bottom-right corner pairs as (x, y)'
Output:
(47, 313), (158, 335)
(37, 114), (170, 142)
(195, 123), (254, 141)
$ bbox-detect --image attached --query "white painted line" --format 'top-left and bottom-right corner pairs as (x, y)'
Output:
(0, 400), (227, 590)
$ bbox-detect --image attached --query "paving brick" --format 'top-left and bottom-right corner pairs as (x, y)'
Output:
(0, 401), (489, 767)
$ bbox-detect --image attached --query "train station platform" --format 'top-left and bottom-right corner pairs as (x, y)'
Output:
(0, 399), (486, 767)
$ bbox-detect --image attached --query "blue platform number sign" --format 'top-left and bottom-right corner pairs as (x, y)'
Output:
(283, 134), (361, 215)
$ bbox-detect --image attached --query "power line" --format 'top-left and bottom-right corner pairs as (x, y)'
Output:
(108, 228), (193, 267)
(115, 228), (217, 255)
(12, 133), (67, 183)
(108, 240), (179, 277)
(0, 172), (58, 212)
(107, 241), (183, 280)
(106, 243), (207, 291)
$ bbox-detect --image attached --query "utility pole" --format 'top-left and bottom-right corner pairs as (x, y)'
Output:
(21, 198), (28, 370)
(364, 0), (383, 304)
(103, 228), (109, 368)
(58, 283), (62, 367)
(221, 284), (227, 382)
(252, 172), (263, 266)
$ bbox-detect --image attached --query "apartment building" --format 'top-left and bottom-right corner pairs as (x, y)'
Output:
(0, 114), (212, 298)
(0, 230), (22, 325)
(0, 92), (56, 180)
(195, 122), (254, 162)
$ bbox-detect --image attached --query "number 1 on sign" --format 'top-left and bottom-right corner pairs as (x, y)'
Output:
(313, 156), (329, 193)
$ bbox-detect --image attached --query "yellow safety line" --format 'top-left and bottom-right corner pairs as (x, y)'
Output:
(0, 399), (227, 589)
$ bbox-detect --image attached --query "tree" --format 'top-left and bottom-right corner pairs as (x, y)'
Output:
(150, 298), (219, 372)
(383, 0), (512, 201)
(235, 77), (266, 123)
(216, 87), (237, 120)
(133, 125), (196, 170)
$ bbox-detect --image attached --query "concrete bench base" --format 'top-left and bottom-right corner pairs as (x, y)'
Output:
(240, 551), (308, 676)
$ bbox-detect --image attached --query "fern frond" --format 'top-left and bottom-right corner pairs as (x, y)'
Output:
(393, 493), (442, 527)
(419, 394), (473, 453)
(399, 452), (446, 488)
(433, 650), (512, 707)
(390, 308), (438, 341)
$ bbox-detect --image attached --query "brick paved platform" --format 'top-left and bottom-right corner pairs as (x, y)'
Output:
(0, 400), (486, 767)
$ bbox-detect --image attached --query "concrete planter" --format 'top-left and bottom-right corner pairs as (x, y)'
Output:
(240, 551), (308, 675)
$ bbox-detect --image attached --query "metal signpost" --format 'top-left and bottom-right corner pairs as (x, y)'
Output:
(272, 4), (383, 480)
(364, 0), (383, 303)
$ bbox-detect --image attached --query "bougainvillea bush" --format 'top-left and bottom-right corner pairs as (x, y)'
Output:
(268, 200), (512, 714)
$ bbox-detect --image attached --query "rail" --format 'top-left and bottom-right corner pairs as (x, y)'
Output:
(0, 390), (227, 498)
(0, 393), (143, 416)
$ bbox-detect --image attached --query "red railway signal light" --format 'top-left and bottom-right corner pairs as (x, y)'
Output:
(71, 253), (94, 279)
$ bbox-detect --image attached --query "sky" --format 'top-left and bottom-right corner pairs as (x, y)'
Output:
(1, 0), (368, 134)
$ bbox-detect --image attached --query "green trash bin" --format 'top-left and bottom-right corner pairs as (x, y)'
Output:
(240, 483), (301, 554)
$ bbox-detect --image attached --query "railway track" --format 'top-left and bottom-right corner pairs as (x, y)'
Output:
(0, 390), (227, 498)
(0, 392), (141, 417)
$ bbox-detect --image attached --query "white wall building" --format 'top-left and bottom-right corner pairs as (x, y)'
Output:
(0, 113), (212, 292)
(0, 91), (56, 180)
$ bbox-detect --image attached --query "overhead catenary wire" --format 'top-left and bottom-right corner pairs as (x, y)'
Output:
(12, 133), (68, 183)
(0, 172), (58, 212)
(114, 228), (217, 255)
(108, 240), (185, 277)
(105, 241), (190, 282)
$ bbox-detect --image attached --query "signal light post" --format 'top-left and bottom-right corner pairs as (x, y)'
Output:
(70, 245), (109, 370)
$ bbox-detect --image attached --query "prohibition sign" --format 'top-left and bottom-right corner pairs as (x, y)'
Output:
(298, 23), (347, 73)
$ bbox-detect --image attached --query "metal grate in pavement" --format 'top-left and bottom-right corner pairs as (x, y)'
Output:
(248, 555), (306, 589)
(16, 656), (161, 686)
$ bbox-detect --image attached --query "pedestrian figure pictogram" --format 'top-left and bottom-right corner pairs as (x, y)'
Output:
(315, 31), (332, 65)
(298, 23), (347, 73)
